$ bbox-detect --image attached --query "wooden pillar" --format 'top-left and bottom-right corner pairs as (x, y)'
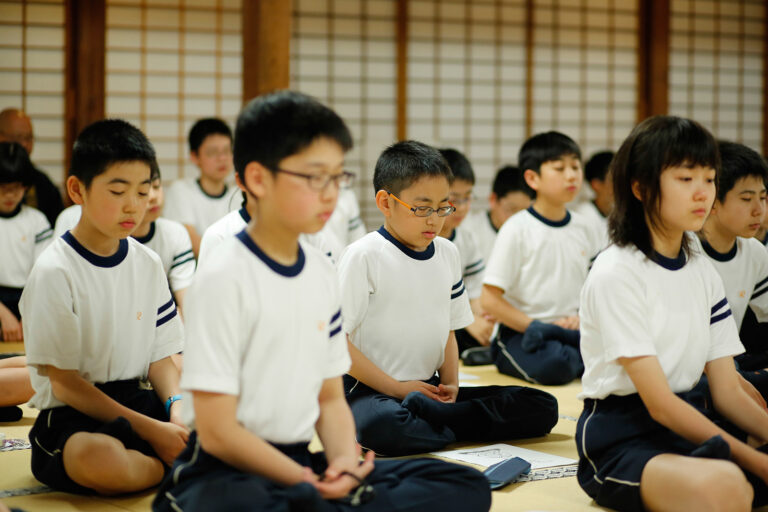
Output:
(524, 0), (534, 138)
(396, 0), (408, 141)
(242, 1), (292, 102)
(637, 0), (669, 121)
(763, 0), (768, 156)
(64, 0), (105, 174)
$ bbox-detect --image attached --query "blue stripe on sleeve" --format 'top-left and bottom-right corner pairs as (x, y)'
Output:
(463, 265), (486, 278)
(329, 325), (342, 338)
(451, 288), (465, 300)
(452, 279), (463, 291)
(752, 286), (768, 300)
(156, 308), (178, 327)
(170, 256), (196, 270)
(755, 275), (768, 290)
(173, 249), (194, 261)
(157, 298), (174, 315)
(710, 309), (733, 325)
(710, 297), (728, 315)
(330, 308), (341, 324)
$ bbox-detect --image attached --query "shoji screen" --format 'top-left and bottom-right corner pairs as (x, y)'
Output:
(531, 0), (638, 159)
(406, 0), (527, 201)
(669, 0), (764, 151)
(0, 0), (66, 185)
(291, 0), (398, 227)
(105, 0), (242, 182)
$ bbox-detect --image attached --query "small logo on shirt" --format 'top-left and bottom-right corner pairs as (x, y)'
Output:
(21, 236), (26, 242)
(318, 321), (326, 331)
(739, 290), (746, 298)
(137, 312), (143, 320)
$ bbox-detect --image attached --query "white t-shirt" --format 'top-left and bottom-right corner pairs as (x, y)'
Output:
(325, 188), (367, 247)
(163, 178), (238, 236)
(579, 242), (744, 400)
(338, 227), (475, 382)
(53, 204), (80, 239)
(22, 234), (185, 410)
(571, 200), (610, 251)
(0, 205), (52, 288)
(693, 236), (768, 329)
(446, 227), (485, 300)
(181, 232), (350, 444)
(483, 207), (601, 323)
(133, 218), (195, 292)
(198, 207), (343, 268)
(55, 205), (194, 292)
(461, 210), (499, 263)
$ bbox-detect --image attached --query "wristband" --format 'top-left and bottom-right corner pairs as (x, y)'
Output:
(165, 394), (182, 416)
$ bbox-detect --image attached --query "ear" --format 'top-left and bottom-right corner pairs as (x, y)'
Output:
(234, 172), (246, 192)
(375, 189), (392, 217)
(631, 180), (643, 202)
(523, 169), (540, 192)
(242, 161), (270, 199)
(190, 151), (200, 168)
(66, 175), (86, 205)
(488, 192), (498, 207)
(710, 199), (721, 215)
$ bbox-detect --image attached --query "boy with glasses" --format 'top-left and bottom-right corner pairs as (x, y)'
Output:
(153, 92), (492, 512)
(338, 140), (558, 456)
(164, 118), (238, 257)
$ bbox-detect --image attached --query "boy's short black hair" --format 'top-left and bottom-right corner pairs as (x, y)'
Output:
(585, 151), (614, 182)
(518, 131), (582, 175)
(373, 140), (452, 196)
(438, 148), (474, 184)
(0, 142), (35, 185)
(493, 165), (534, 199)
(716, 140), (768, 202)
(233, 90), (353, 180)
(70, 119), (156, 189)
(188, 118), (232, 153)
(150, 159), (161, 182)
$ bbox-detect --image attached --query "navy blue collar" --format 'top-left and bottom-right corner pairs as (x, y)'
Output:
(196, 179), (228, 199)
(652, 249), (687, 270)
(62, 231), (129, 268)
(238, 207), (251, 223)
(377, 226), (435, 260)
(701, 239), (737, 262)
(132, 222), (155, 244)
(236, 230), (304, 277)
(0, 203), (22, 219)
(527, 206), (571, 227)
(486, 211), (498, 233)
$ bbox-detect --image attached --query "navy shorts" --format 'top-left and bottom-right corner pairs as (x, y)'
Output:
(576, 391), (768, 511)
(0, 285), (22, 321)
(29, 378), (167, 494)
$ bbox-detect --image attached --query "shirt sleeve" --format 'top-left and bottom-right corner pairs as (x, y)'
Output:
(32, 211), (53, 260)
(448, 243), (475, 331)
(21, 260), (83, 370)
(583, 263), (657, 362)
(337, 244), (374, 338)
(707, 271), (745, 362)
(325, 276), (351, 379)
(461, 231), (485, 300)
(482, 219), (521, 293)
(180, 265), (243, 395)
(749, 240), (768, 323)
(167, 222), (195, 292)
(150, 256), (185, 362)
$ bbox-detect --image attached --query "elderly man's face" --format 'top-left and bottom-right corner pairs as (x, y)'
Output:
(0, 112), (34, 155)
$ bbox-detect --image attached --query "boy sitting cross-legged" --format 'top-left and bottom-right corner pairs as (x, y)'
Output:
(22, 119), (187, 495)
(153, 91), (492, 512)
(339, 140), (558, 457)
(481, 131), (601, 385)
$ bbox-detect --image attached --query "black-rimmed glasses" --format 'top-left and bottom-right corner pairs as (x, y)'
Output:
(388, 191), (455, 217)
(274, 168), (356, 191)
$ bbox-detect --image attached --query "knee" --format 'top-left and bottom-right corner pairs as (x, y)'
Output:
(693, 461), (752, 512)
(533, 357), (581, 385)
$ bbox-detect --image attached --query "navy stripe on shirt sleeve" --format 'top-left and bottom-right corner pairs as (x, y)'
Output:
(170, 256), (196, 270)
(158, 298), (174, 315)
(156, 308), (178, 327)
(710, 297), (729, 316)
(452, 279), (464, 291)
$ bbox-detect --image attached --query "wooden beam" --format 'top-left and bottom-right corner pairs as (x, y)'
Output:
(637, 0), (669, 121)
(242, 0), (292, 102)
(396, 0), (408, 141)
(64, 0), (105, 175)
(524, 0), (534, 138)
(763, 0), (768, 156)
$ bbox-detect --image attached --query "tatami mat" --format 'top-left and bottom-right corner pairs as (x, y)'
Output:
(0, 342), (605, 510)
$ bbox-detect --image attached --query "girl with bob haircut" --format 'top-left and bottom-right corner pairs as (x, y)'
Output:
(576, 115), (768, 511)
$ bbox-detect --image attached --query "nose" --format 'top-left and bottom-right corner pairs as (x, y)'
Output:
(755, 199), (766, 217)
